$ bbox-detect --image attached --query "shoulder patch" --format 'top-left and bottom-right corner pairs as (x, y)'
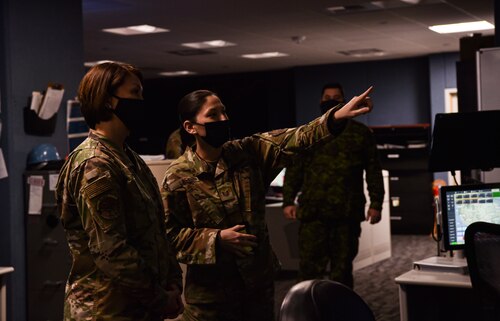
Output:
(167, 179), (183, 192)
(83, 173), (112, 199)
(96, 195), (120, 220)
(84, 168), (100, 181)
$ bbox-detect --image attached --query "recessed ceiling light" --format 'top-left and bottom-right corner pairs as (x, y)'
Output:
(399, 0), (421, 4)
(241, 52), (289, 59)
(103, 24), (169, 35)
(429, 21), (494, 34)
(84, 60), (116, 67)
(326, 5), (364, 14)
(338, 49), (386, 57)
(182, 40), (236, 49)
(168, 49), (216, 56)
(159, 70), (197, 77)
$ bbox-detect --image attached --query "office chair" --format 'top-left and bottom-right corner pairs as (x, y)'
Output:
(464, 222), (500, 321)
(278, 279), (375, 321)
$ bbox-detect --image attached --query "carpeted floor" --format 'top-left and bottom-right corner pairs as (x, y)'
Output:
(274, 234), (439, 321)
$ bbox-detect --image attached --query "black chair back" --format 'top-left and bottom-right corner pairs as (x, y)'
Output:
(464, 221), (500, 321)
(279, 279), (375, 321)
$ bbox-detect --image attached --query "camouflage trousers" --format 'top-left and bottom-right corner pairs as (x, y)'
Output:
(298, 219), (361, 288)
(180, 283), (275, 321)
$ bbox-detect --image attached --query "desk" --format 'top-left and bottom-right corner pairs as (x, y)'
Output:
(0, 267), (14, 321)
(395, 269), (479, 321)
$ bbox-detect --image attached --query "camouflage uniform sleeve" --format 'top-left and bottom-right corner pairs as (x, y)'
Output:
(72, 157), (169, 306)
(244, 105), (346, 184)
(282, 157), (304, 207)
(165, 241), (184, 291)
(364, 129), (385, 211)
(161, 179), (219, 265)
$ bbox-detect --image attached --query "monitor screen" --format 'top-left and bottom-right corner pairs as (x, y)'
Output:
(440, 183), (500, 250)
(429, 111), (500, 172)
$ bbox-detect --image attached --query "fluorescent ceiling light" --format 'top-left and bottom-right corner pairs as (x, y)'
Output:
(182, 40), (236, 49)
(326, 6), (347, 13)
(241, 52), (289, 59)
(84, 60), (116, 67)
(338, 48), (386, 58)
(103, 24), (169, 35)
(429, 21), (494, 34)
(399, 0), (421, 4)
(159, 70), (196, 76)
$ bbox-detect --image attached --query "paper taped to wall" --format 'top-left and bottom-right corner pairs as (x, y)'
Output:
(0, 148), (7, 180)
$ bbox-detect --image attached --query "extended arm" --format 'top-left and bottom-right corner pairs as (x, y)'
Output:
(242, 87), (374, 183)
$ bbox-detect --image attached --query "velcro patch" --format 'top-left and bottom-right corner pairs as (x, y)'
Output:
(167, 179), (183, 192)
(84, 168), (99, 181)
(83, 175), (112, 199)
(96, 195), (119, 220)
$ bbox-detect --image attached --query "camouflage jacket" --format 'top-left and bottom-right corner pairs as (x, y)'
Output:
(282, 119), (384, 222)
(161, 108), (345, 304)
(56, 131), (182, 321)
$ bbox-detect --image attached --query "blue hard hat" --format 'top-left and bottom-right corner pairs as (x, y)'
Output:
(27, 144), (61, 169)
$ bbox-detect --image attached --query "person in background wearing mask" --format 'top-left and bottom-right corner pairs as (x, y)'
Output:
(161, 87), (374, 321)
(282, 82), (385, 289)
(56, 62), (184, 320)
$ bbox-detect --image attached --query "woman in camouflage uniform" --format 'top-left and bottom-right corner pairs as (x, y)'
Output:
(161, 88), (373, 321)
(56, 62), (184, 320)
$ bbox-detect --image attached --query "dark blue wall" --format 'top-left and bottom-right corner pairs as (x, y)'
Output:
(293, 57), (433, 126)
(0, 1), (84, 320)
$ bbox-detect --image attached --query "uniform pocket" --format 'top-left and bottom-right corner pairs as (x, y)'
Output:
(185, 183), (225, 226)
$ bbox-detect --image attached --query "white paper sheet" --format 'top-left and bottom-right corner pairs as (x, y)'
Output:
(38, 87), (64, 120)
(30, 91), (43, 113)
(49, 174), (58, 191)
(28, 175), (45, 215)
(0, 148), (7, 180)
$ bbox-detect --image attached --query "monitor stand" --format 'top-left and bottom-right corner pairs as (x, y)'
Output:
(412, 256), (468, 274)
(449, 249), (465, 259)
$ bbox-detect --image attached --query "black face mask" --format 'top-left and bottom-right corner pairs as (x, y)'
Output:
(195, 120), (231, 148)
(112, 96), (146, 134)
(320, 99), (343, 114)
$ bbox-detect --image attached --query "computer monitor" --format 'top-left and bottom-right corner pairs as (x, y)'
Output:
(440, 183), (500, 251)
(429, 111), (500, 172)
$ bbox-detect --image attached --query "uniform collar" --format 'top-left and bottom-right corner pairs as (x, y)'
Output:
(185, 146), (229, 178)
(89, 130), (136, 169)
